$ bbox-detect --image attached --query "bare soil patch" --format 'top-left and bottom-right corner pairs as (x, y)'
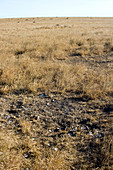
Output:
(0, 91), (113, 169)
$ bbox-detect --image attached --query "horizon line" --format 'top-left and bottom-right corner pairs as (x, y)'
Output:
(0, 16), (113, 19)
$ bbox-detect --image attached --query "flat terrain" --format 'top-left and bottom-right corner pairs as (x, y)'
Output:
(0, 17), (113, 169)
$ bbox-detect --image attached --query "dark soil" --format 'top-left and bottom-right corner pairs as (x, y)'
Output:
(0, 92), (113, 169)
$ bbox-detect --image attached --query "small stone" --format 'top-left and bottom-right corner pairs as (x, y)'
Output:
(40, 94), (46, 98)
(49, 129), (52, 132)
(32, 137), (35, 141)
(72, 127), (75, 131)
(89, 131), (94, 136)
(75, 125), (79, 130)
(25, 108), (28, 111)
(5, 115), (10, 119)
(24, 153), (29, 158)
(32, 100), (36, 103)
(25, 168), (30, 170)
(54, 148), (58, 151)
(81, 126), (86, 130)
(8, 120), (12, 123)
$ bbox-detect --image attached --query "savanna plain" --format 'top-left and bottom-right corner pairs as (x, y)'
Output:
(0, 17), (113, 169)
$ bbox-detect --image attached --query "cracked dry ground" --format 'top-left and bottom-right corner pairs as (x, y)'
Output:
(0, 92), (113, 169)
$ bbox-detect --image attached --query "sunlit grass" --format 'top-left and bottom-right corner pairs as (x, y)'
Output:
(0, 17), (113, 169)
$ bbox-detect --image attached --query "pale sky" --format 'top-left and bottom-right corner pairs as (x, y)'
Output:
(0, 0), (113, 18)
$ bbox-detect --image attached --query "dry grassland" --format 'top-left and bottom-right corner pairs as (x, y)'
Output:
(0, 17), (113, 169)
(0, 17), (113, 97)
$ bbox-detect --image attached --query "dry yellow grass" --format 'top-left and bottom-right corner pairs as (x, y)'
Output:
(0, 17), (113, 99)
(0, 17), (113, 169)
(0, 120), (112, 170)
(0, 57), (113, 100)
(0, 129), (68, 170)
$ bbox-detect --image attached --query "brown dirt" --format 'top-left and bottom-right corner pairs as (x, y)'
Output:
(0, 90), (113, 169)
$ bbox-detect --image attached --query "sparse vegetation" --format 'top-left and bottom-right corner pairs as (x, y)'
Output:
(0, 17), (113, 169)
